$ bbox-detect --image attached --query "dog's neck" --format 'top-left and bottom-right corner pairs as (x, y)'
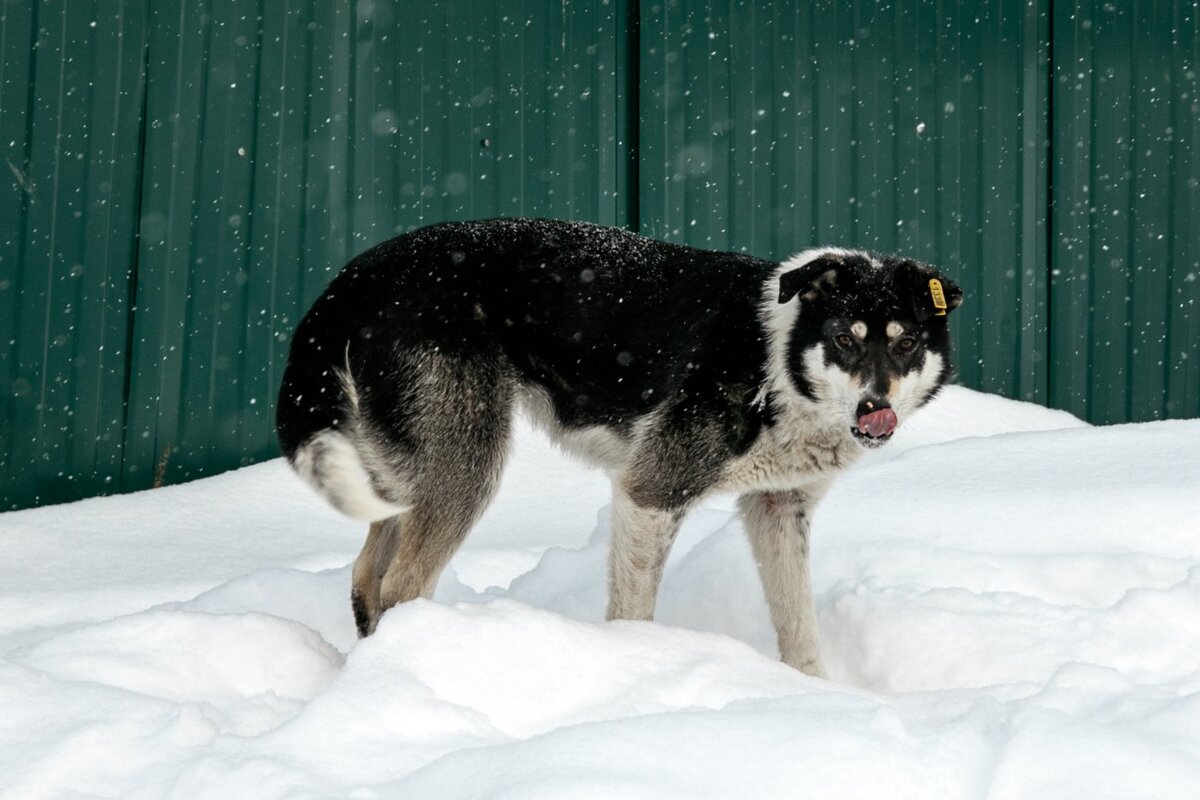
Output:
(718, 390), (862, 494)
(766, 390), (859, 453)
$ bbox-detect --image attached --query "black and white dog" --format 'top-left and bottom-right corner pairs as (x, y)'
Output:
(276, 218), (961, 676)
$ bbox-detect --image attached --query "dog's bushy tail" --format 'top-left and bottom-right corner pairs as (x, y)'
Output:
(276, 338), (408, 522)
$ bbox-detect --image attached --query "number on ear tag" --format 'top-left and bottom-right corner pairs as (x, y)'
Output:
(928, 278), (947, 316)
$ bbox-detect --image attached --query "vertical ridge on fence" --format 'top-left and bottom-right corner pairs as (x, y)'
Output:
(1, 1), (149, 509)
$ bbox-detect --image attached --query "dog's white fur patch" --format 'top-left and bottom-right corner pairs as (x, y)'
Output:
(290, 349), (410, 522)
(755, 247), (859, 410)
(850, 321), (868, 339)
(801, 344), (864, 428)
(292, 430), (409, 521)
(890, 351), (946, 421)
(886, 321), (904, 339)
(519, 384), (634, 472)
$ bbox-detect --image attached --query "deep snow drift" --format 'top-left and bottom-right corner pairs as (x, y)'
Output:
(1, 386), (1198, 799)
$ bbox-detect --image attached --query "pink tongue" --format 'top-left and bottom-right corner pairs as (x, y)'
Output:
(858, 407), (898, 438)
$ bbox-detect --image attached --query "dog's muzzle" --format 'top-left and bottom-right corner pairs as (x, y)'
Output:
(852, 399), (897, 448)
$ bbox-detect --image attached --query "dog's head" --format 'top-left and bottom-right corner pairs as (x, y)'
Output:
(763, 248), (962, 448)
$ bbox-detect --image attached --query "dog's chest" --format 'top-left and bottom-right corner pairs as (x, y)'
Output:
(716, 424), (859, 493)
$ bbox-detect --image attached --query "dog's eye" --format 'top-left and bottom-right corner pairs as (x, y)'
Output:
(834, 333), (854, 349)
(896, 336), (918, 353)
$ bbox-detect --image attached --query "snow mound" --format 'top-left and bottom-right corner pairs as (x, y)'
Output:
(362, 599), (824, 738)
(1, 386), (1198, 798)
(875, 384), (1087, 455)
(17, 611), (341, 735)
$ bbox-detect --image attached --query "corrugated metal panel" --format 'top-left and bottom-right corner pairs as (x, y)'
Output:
(1050, 0), (1200, 423)
(1, 1), (148, 508)
(121, 0), (323, 491)
(2, 0), (628, 509)
(638, 0), (1052, 402)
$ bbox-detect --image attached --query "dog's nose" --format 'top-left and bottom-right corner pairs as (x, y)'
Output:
(856, 398), (890, 419)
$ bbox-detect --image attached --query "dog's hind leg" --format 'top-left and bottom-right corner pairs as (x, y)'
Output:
(605, 483), (685, 621)
(370, 354), (515, 628)
(351, 517), (402, 637)
(376, 495), (489, 614)
(739, 485), (830, 677)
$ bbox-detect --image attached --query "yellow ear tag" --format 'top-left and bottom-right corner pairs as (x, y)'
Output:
(928, 278), (948, 316)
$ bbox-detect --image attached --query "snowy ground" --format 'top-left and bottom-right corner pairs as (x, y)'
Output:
(1, 386), (1198, 799)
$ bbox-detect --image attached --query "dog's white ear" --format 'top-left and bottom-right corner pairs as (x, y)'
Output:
(778, 256), (844, 304)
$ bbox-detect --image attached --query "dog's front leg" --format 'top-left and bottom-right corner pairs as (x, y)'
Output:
(606, 483), (685, 621)
(739, 486), (830, 677)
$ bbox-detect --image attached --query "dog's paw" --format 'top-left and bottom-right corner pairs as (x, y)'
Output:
(783, 654), (828, 679)
(351, 589), (374, 638)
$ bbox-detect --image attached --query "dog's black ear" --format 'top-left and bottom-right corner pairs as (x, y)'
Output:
(894, 260), (964, 321)
(777, 256), (845, 304)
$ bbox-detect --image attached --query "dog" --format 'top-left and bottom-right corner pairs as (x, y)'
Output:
(276, 218), (962, 676)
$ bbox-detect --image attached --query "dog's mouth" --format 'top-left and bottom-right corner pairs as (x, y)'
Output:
(850, 427), (892, 448)
(851, 407), (898, 448)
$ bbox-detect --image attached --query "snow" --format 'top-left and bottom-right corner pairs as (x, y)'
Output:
(1, 386), (1198, 798)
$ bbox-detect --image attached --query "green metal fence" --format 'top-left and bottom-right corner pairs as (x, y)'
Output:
(2, 0), (1197, 511)
(1051, 0), (1200, 422)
